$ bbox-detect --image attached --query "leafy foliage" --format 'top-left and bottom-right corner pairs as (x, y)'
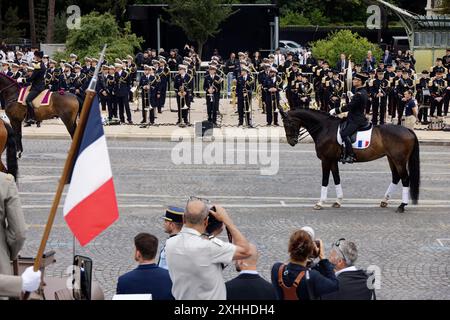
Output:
(311, 29), (383, 67)
(53, 12), (143, 62)
(0, 6), (25, 43)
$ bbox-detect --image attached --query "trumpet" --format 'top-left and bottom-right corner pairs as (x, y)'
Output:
(231, 79), (237, 107)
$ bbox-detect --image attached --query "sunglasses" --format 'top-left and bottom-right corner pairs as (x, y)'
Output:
(333, 238), (348, 263)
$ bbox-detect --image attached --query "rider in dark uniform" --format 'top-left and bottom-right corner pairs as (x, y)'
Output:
(329, 73), (369, 164)
(20, 51), (46, 126)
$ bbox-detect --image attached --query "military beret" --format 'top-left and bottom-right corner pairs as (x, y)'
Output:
(73, 63), (81, 69)
(108, 65), (116, 70)
(164, 206), (184, 223)
(152, 59), (160, 65)
(69, 53), (77, 58)
(91, 58), (98, 63)
(268, 54), (275, 59)
(114, 63), (123, 68)
(126, 55), (133, 60)
(11, 63), (19, 68)
(64, 63), (73, 69)
(49, 59), (57, 64)
(178, 64), (187, 70)
(2, 61), (9, 65)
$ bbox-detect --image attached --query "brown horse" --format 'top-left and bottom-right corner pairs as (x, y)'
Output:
(280, 108), (420, 213)
(0, 118), (18, 181)
(0, 73), (79, 157)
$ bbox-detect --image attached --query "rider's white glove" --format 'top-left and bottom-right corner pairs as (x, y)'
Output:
(329, 109), (337, 116)
(21, 266), (41, 292)
(16, 77), (23, 84)
(346, 91), (353, 100)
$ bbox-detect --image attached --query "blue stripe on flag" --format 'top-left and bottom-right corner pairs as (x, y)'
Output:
(358, 140), (362, 148)
(78, 97), (104, 156)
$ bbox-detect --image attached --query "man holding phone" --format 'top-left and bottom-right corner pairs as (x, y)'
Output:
(165, 199), (251, 300)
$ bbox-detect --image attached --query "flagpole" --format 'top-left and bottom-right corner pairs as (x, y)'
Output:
(30, 45), (107, 279)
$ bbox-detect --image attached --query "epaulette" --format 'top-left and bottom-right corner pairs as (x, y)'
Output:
(33, 62), (40, 69)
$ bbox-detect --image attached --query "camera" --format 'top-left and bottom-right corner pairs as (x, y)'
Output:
(311, 240), (322, 259)
(206, 206), (224, 235)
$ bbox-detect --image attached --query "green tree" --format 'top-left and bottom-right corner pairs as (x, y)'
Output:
(0, 6), (25, 43)
(280, 9), (310, 26)
(311, 30), (382, 67)
(164, 0), (236, 58)
(54, 12), (143, 62)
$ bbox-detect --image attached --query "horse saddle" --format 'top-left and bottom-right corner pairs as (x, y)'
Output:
(337, 121), (373, 149)
(17, 87), (52, 107)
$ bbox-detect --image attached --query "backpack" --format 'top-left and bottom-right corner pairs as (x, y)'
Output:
(277, 264), (315, 300)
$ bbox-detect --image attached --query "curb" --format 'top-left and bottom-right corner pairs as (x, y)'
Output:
(21, 133), (450, 146)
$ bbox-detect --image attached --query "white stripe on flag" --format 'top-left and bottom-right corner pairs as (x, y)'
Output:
(63, 136), (112, 215)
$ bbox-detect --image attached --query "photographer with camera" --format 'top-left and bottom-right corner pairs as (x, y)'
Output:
(165, 199), (251, 300)
(271, 229), (338, 300)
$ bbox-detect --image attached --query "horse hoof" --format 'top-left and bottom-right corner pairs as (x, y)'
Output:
(396, 206), (405, 213)
(380, 201), (388, 208)
(332, 202), (341, 208)
(313, 203), (323, 210)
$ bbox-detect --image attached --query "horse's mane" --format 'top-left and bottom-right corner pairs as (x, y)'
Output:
(0, 73), (19, 89)
(289, 108), (340, 122)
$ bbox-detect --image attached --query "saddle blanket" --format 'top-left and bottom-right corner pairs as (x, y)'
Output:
(17, 87), (52, 107)
(337, 125), (373, 150)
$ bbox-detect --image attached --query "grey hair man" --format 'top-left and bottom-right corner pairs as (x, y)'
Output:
(322, 239), (375, 300)
(165, 200), (251, 300)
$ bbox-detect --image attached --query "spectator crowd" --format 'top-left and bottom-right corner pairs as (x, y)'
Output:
(114, 200), (377, 301)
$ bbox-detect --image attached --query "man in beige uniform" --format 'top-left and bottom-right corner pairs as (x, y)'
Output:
(0, 172), (41, 298)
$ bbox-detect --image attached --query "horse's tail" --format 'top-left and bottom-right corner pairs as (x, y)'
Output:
(408, 131), (420, 204)
(4, 120), (18, 182)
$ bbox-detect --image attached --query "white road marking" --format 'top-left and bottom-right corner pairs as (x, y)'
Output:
(436, 239), (450, 247)
(18, 192), (450, 204)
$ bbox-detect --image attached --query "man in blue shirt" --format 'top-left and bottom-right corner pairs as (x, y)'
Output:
(116, 233), (174, 300)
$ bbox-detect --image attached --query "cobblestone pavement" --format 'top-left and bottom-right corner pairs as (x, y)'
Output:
(17, 138), (450, 300)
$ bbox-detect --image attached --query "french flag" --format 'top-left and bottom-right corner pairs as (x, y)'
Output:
(63, 98), (119, 246)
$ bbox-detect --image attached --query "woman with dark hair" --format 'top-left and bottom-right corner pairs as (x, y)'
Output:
(271, 230), (338, 300)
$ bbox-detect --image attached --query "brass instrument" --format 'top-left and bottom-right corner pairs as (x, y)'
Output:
(231, 79), (237, 107)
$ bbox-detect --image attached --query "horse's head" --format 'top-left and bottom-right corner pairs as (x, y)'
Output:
(280, 109), (302, 147)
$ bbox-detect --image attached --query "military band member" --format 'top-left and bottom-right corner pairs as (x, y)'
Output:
(285, 61), (300, 110)
(143, 66), (161, 126)
(157, 58), (170, 113)
(126, 55), (137, 103)
(326, 70), (344, 112)
(263, 67), (282, 126)
(312, 59), (324, 110)
(71, 64), (88, 111)
(97, 65), (110, 112)
(257, 63), (270, 114)
(107, 65), (118, 120)
(58, 63), (74, 92)
(293, 73), (313, 109)
(1, 61), (12, 76)
(429, 68), (447, 118)
(369, 69), (389, 125)
(203, 65), (222, 125)
(69, 53), (79, 68)
(138, 65), (152, 124)
(236, 66), (254, 127)
(415, 70), (431, 124)
(174, 64), (192, 126)
(10, 63), (22, 80)
(82, 57), (92, 76)
(44, 59), (60, 91)
(394, 69), (414, 125)
(115, 63), (133, 124)
(14, 51), (26, 65)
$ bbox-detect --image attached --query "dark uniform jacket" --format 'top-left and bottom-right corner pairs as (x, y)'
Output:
(115, 70), (130, 97)
(236, 74), (254, 98)
(24, 61), (46, 92)
(336, 87), (369, 126)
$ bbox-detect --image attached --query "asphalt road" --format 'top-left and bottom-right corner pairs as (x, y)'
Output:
(16, 138), (450, 300)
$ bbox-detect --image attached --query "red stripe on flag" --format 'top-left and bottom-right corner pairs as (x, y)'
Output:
(64, 178), (118, 246)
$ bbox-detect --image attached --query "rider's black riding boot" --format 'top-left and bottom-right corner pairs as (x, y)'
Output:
(24, 101), (36, 127)
(342, 137), (356, 164)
